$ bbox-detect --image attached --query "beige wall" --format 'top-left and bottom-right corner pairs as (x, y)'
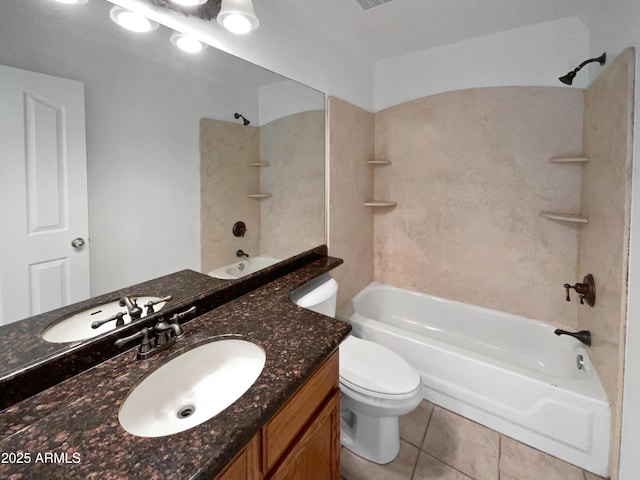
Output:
(328, 97), (375, 309)
(373, 87), (584, 327)
(200, 119), (260, 273)
(259, 110), (325, 260)
(578, 48), (635, 480)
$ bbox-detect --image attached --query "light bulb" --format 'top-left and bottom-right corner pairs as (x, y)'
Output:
(171, 33), (206, 54)
(109, 7), (159, 33)
(169, 0), (208, 6)
(217, 0), (260, 34)
(221, 14), (252, 34)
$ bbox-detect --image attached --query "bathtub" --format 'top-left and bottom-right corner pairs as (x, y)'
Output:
(338, 282), (610, 477)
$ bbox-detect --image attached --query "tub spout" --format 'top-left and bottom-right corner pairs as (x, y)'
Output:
(554, 329), (591, 346)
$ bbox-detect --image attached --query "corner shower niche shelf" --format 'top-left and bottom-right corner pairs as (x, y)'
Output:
(539, 211), (589, 223)
(366, 160), (395, 207)
(249, 161), (270, 166)
(364, 201), (397, 208)
(246, 193), (272, 199)
(550, 156), (589, 164)
(541, 156), (589, 224)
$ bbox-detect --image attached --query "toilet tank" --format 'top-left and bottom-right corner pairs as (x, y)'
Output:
(290, 273), (338, 317)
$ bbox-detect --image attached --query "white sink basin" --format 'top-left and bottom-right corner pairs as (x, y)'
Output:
(118, 339), (266, 437)
(208, 255), (280, 280)
(42, 296), (167, 343)
(208, 255), (281, 280)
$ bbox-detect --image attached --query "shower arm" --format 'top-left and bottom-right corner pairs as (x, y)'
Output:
(573, 53), (607, 74)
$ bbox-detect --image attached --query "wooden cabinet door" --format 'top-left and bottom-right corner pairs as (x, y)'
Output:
(262, 353), (338, 471)
(214, 434), (261, 480)
(267, 391), (340, 480)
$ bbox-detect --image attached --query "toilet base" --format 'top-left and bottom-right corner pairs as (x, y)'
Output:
(340, 407), (400, 464)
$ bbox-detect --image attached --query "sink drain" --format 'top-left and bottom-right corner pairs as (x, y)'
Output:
(177, 404), (196, 419)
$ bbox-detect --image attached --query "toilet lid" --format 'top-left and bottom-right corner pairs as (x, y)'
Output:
(339, 336), (421, 396)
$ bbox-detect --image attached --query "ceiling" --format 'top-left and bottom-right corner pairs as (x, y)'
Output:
(275, 0), (598, 65)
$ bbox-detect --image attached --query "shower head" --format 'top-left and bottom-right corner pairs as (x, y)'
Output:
(558, 52), (606, 85)
(559, 71), (577, 86)
(234, 112), (250, 125)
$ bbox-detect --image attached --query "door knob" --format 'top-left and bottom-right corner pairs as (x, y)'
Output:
(71, 237), (86, 249)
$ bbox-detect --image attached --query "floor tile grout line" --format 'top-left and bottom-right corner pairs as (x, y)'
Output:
(420, 403), (436, 449)
(410, 402), (436, 479)
(421, 451), (475, 480)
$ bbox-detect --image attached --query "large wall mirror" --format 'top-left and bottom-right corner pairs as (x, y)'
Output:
(0, 0), (325, 368)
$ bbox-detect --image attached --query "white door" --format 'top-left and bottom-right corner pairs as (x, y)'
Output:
(0, 65), (90, 325)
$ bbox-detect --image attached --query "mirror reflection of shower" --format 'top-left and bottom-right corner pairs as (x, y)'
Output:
(234, 112), (251, 125)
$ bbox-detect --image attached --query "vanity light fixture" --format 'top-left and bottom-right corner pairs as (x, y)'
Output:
(217, 0), (260, 34)
(169, 0), (209, 6)
(170, 33), (207, 54)
(54, 0), (89, 4)
(109, 6), (159, 33)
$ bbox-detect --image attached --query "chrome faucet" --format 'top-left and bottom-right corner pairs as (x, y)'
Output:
(236, 249), (250, 258)
(119, 296), (143, 320)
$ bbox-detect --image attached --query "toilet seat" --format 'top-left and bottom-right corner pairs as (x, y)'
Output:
(339, 336), (422, 400)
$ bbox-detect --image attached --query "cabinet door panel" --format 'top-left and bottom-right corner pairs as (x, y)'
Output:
(215, 434), (261, 480)
(263, 352), (338, 471)
(268, 391), (340, 480)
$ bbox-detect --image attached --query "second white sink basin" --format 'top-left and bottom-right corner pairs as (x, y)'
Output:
(118, 338), (266, 437)
(42, 296), (167, 343)
(208, 255), (281, 280)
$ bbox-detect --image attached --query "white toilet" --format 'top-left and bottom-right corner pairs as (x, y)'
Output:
(291, 274), (423, 464)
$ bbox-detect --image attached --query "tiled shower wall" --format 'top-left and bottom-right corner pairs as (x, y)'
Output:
(372, 87), (584, 328)
(328, 97), (375, 309)
(578, 47), (635, 480)
(200, 118), (260, 274)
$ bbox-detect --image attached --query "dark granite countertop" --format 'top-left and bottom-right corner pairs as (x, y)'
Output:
(0, 255), (350, 480)
(0, 270), (225, 379)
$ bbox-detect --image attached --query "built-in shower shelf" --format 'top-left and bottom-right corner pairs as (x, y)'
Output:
(364, 201), (397, 207)
(246, 193), (272, 199)
(539, 211), (589, 223)
(367, 160), (391, 165)
(249, 162), (270, 166)
(550, 157), (589, 164)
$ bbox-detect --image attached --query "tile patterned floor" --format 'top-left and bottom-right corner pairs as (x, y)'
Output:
(340, 400), (608, 480)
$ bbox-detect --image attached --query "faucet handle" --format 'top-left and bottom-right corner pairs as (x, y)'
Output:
(563, 274), (596, 307)
(114, 326), (153, 353)
(144, 295), (173, 314)
(91, 311), (126, 329)
(169, 306), (196, 323)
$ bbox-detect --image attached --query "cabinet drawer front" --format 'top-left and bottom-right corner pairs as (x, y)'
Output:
(263, 351), (339, 471)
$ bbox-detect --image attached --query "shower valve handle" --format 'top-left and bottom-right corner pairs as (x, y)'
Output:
(563, 274), (596, 307)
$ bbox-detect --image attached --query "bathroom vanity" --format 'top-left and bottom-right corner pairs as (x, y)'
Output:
(0, 250), (349, 479)
(215, 353), (340, 480)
